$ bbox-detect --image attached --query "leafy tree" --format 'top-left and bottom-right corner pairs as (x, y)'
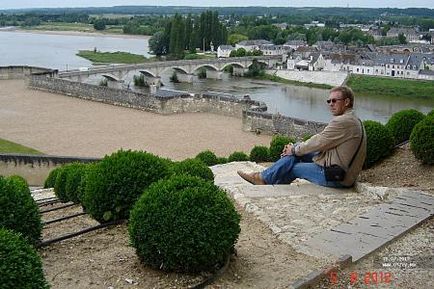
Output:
(398, 33), (407, 44)
(149, 31), (167, 56)
(93, 19), (106, 31)
(228, 33), (249, 45)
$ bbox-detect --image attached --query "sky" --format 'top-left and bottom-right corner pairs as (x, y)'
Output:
(1, 1), (433, 10)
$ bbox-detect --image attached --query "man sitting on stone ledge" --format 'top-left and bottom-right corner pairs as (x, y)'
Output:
(238, 86), (366, 188)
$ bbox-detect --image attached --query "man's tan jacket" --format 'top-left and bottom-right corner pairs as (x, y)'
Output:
(294, 109), (367, 187)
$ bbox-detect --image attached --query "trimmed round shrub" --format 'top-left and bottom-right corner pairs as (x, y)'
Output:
(171, 158), (214, 181)
(269, 135), (295, 161)
(83, 150), (171, 223)
(0, 229), (49, 289)
(364, 120), (395, 168)
(228, 151), (249, 162)
(250, 145), (270, 163)
(44, 167), (61, 189)
(217, 157), (228, 164)
(53, 164), (75, 202)
(0, 176), (42, 245)
(65, 163), (89, 204)
(129, 175), (241, 273)
(385, 109), (425, 145)
(6, 175), (29, 196)
(195, 150), (218, 166)
(410, 116), (434, 165)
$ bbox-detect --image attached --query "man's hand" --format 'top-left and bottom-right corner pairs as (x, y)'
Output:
(281, 143), (294, 157)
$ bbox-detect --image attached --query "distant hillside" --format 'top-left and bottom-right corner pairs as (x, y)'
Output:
(1, 6), (434, 18)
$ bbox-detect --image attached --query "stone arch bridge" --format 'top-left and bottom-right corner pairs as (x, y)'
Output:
(58, 55), (282, 89)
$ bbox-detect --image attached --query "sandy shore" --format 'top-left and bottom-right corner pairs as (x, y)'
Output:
(0, 79), (270, 160)
(1, 28), (151, 40)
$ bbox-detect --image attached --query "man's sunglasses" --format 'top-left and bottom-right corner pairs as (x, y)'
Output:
(326, 98), (346, 104)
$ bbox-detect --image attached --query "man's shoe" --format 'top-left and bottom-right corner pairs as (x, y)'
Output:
(237, 171), (266, 185)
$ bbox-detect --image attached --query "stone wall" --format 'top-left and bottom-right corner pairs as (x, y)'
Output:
(0, 66), (57, 80)
(29, 76), (266, 118)
(29, 75), (326, 138)
(0, 154), (100, 186)
(243, 110), (326, 139)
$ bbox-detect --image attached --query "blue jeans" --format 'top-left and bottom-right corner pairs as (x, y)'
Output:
(261, 153), (344, 188)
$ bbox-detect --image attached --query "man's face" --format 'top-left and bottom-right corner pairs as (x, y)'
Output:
(327, 91), (349, 116)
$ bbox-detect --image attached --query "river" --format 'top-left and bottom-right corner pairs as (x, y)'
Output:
(1, 30), (432, 123)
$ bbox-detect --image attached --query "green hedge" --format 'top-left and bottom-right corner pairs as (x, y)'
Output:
(269, 135), (294, 161)
(250, 145), (270, 163)
(228, 151), (249, 162)
(385, 109), (425, 145)
(0, 176), (42, 245)
(65, 163), (89, 204)
(364, 120), (394, 168)
(0, 229), (50, 289)
(195, 150), (218, 166)
(170, 158), (214, 181)
(410, 116), (434, 165)
(82, 150), (171, 223)
(129, 175), (240, 273)
(53, 164), (74, 202)
(44, 167), (61, 189)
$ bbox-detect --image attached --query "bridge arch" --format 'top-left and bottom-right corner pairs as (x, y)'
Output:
(139, 70), (157, 77)
(193, 64), (219, 72)
(221, 62), (246, 71)
(102, 74), (120, 81)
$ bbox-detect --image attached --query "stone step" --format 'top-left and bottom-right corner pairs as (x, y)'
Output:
(301, 191), (434, 262)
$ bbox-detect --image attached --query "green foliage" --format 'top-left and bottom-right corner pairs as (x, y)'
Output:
(229, 47), (246, 57)
(347, 74), (434, 99)
(217, 157), (228, 164)
(363, 120), (395, 168)
(93, 19), (106, 30)
(228, 151), (249, 162)
(245, 60), (266, 77)
(427, 109), (434, 118)
(54, 164), (74, 202)
(385, 109), (426, 145)
(0, 229), (49, 289)
(0, 137), (42, 154)
(44, 167), (61, 188)
(0, 176), (42, 245)
(170, 158), (214, 181)
(250, 145), (270, 163)
(129, 175), (240, 273)
(169, 71), (179, 83)
(410, 116), (434, 165)
(77, 50), (147, 64)
(83, 150), (171, 223)
(65, 163), (89, 204)
(133, 74), (149, 87)
(269, 135), (294, 161)
(228, 33), (248, 45)
(195, 150), (218, 166)
(197, 68), (207, 79)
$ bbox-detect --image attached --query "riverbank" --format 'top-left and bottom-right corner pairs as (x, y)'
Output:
(2, 27), (151, 40)
(347, 74), (434, 99)
(77, 50), (148, 64)
(0, 138), (43, 155)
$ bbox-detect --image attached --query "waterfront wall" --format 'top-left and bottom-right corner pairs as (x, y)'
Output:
(242, 110), (326, 138)
(29, 76), (263, 118)
(0, 66), (57, 80)
(271, 70), (348, 87)
(29, 75), (327, 138)
(0, 154), (100, 186)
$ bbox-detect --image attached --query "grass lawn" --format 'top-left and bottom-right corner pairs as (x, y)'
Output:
(77, 50), (147, 64)
(0, 138), (43, 155)
(24, 22), (96, 32)
(347, 74), (434, 99)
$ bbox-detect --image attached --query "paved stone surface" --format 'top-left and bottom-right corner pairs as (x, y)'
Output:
(212, 161), (434, 264)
